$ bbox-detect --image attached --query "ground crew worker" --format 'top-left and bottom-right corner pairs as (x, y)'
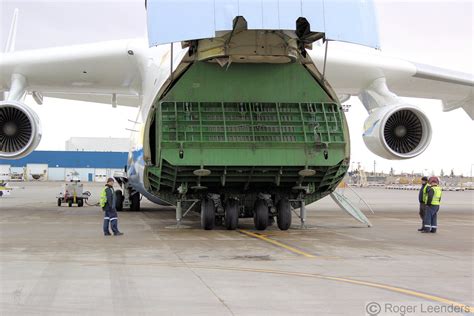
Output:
(417, 176), (429, 231)
(423, 176), (442, 233)
(100, 178), (124, 236)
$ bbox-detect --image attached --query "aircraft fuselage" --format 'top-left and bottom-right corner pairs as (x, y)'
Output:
(124, 32), (350, 230)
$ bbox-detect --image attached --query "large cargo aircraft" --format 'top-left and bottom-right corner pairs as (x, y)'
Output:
(1, 1), (472, 230)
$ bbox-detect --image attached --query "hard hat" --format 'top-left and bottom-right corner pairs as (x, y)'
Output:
(428, 176), (439, 184)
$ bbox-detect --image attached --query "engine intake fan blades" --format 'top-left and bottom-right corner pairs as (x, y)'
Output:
(0, 106), (33, 153)
(383, 109), (422, 154)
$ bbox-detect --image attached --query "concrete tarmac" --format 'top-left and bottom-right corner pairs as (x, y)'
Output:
(0, 182), (473, 315)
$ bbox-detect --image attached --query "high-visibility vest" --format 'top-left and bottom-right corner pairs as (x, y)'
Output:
(100, 187), (108, 207)
(422, 184), (430, 204)
(431, 186), (442, 205)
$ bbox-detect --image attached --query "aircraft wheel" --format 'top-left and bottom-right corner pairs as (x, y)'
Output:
(201, 198), (216, 230)
(277, 198), (292, 230)
(253, 199), (268, 231)
(115, 190), (124, 212)
(57, 198), (62, 207)
(68, 199), (73, 207)
(130, 192), (140, 212)
(224, 199), (239, 230)
(77, 199), (84, 207)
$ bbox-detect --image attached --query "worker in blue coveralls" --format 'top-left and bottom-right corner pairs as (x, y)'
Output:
(100, 178), (124, 236)
(417, 176), (429, 231)
(422, 176), (442, 233)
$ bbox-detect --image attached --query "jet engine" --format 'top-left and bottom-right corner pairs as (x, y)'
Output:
(0, 101), (42, 159)
(362, 105), (432, 160)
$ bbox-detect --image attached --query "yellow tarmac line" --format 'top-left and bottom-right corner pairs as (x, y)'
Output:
(10, 255), (472, 313)
(192, 266), (474, 314)
(238, 229), (317, 258)
(322, 275), (474, 313)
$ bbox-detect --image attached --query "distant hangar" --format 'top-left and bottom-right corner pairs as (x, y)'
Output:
(0, 137), (129, 182)
(0, 151), (128, 182)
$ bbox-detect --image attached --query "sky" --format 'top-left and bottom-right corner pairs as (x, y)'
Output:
(0, 0), (473, 176)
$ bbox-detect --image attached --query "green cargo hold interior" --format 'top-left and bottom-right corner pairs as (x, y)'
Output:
(147, 61), (349, 204)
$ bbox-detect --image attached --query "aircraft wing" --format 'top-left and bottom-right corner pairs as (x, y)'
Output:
(310, 47), (474, 119)
(0, 39), (145, 107)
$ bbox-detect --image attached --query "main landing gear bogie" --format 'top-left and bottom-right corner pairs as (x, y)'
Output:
(114, 189), (140, 212)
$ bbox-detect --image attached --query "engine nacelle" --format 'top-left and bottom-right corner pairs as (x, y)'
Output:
(362, 104), (432, 160)
(0, 101), (42, 159)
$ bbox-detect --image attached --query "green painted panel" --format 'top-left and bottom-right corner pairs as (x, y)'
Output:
(161, 146), (346, 166)
(146, 61), (350, 203)
(163, 62), (332, 103)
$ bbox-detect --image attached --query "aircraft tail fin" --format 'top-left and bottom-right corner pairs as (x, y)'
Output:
(5, 8), (19, 53)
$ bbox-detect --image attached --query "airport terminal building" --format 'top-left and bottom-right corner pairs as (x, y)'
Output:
(0, 137), (129, 182)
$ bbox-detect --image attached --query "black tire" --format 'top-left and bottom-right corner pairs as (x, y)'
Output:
(57, 198), (62, 207)
(68, 199), (72, 207)
(77, 199), (84, 207)
(130, 192), (140, 212)
(277, 198), (292, 230)
(201, 198), (216, 230)
(253, 199), (269, 231)
(115, 190), (124, 212)
(225, 199), (239, 230)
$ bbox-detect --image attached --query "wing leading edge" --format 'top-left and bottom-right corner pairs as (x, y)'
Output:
(309, 47), (474, 119)
(0, 39), (146, 107)
(2, 37), (472, 118)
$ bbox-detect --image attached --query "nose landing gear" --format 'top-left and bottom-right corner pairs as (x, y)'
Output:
(200, 197), (216, 230)
(196, 193), (303, 231)
(224, 198), (239, 230)
(276, 198), (292, 230)
(253, 198), (270, 231)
